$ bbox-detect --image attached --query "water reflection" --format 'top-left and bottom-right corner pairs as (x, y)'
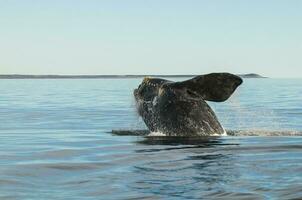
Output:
(138, 136), (223, 145)
(129, 136), (240, 198)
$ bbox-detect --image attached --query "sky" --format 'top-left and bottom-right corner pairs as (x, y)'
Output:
(0, 0), (301, 77)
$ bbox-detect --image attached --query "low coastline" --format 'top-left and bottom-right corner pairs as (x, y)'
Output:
(0, 73), (266, 79)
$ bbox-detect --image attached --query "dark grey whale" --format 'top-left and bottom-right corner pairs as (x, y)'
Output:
(134, 73), (243, 136)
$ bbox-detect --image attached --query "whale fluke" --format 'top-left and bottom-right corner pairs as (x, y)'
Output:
(170, 73), (243, 102)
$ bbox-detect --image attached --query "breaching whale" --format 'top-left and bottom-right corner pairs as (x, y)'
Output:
(134, 73), (243, 136)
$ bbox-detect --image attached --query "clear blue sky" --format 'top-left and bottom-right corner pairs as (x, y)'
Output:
(0, 0), (301, 77)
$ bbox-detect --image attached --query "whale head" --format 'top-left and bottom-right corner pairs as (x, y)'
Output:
(134, 73), (243, 136)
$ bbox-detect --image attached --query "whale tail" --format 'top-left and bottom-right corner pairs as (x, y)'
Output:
(170, 73), (243, 102)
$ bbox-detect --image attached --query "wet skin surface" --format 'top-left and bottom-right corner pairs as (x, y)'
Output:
(134, 73), (243, 136)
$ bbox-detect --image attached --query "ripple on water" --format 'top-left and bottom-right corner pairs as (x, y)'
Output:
(0, 78), (302, 199)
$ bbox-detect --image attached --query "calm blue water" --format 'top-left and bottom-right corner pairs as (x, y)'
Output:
(0, 78), (302, 199)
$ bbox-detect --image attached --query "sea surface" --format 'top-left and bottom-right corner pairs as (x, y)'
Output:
(0, 78), (302, 199)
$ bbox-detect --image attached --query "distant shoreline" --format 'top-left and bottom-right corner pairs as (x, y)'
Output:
(0, 73), (266, 79)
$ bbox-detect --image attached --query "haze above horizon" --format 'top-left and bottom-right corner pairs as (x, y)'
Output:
(0, 0), (301, 78)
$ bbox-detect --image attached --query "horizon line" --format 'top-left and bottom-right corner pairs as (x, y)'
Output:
(0, 73), (269, 79)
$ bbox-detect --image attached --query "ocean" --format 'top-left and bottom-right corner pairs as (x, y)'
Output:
(0, 78), (302, 199)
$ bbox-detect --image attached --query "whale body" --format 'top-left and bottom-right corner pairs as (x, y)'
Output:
(134, 73), (243, 136)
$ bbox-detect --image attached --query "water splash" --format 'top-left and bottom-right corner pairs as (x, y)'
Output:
(148, 131), (166, 137)
(111, 129), (302, 137)
(211, 90), (281, 131)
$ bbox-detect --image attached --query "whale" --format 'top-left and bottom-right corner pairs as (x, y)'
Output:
(133, 73), (243, 136)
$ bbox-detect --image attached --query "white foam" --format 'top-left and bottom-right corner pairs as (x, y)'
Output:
(221, 127), (228, 136)
(148, 131), (166, 136)
(227, 129), (302, 136)
(211, 132), (227, 137)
